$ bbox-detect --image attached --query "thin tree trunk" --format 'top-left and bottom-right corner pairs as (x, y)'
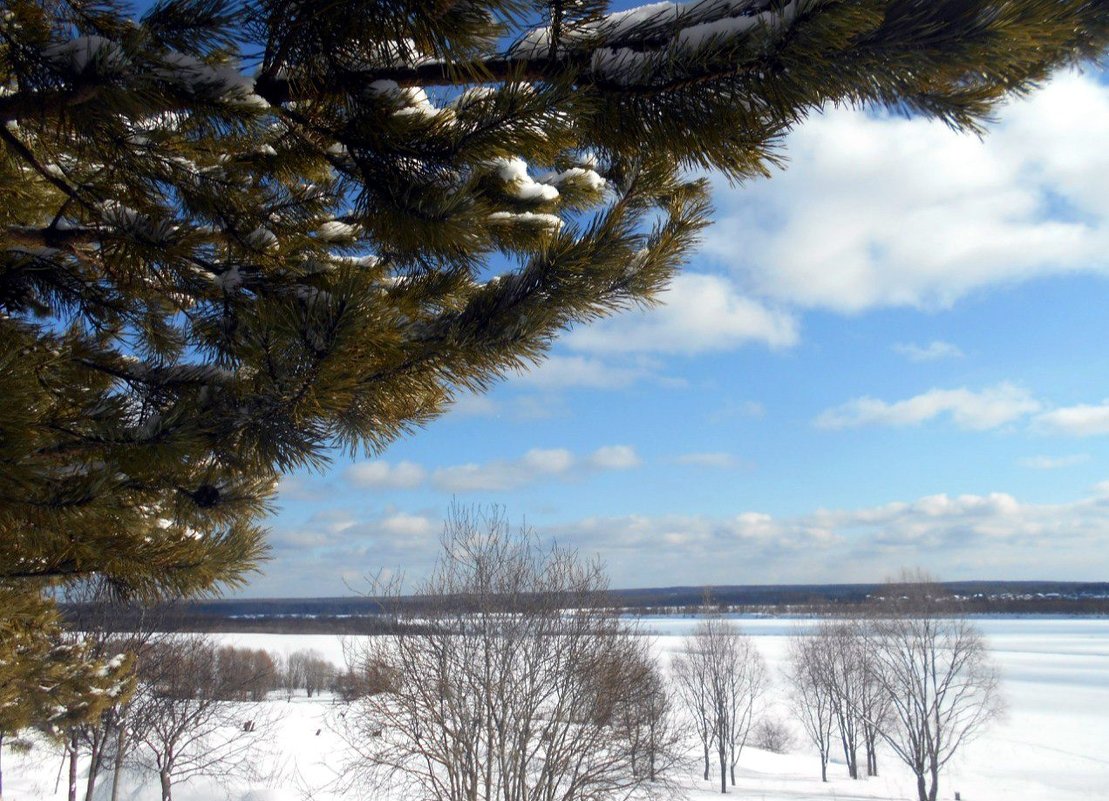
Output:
(820, 752), (827, 783)
(840, 728), (858, 779)
(916, 771), (928, 801)
(718, 746), (727, 794)
(160, 769), (173, 801)
(109, 726), (127, 801)
(67, 734), (78, 801)
(84, 727), (103, 801)
(703, 742), (710, 780)
(928, 764), (939, 801)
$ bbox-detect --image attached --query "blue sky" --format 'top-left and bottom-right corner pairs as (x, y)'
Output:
(250, 68), (1109, 597)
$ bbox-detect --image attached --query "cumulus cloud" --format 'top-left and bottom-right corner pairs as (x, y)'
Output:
(462, 75), (1109, 383)
(450, 74), (1109, 375)
(260, 508), (444, 595)
(542, 486), (1109, 588)
(379, 512), (437, 538)
(448, 393), (500, 417)
(815, 383), (1040, 430)
(431, 445), (641, 493)
(703, 71), (1109, 313)
(346, 460), (427, 489)
(257, 481), (1109, 594)
(676, 452), (737, 468)
(1035, 402), (1109, 436)
(514, 355), (652, 390)
(893, 340), (964, 362)
(275, 475), (330, 501)
(565, 273), (798, 355)
(588, 445), (641, 470)
(522, 447), (576, 474)
(446, 391), (569, 420)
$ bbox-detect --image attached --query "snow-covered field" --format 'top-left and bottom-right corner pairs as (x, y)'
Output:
(8, 617), (1108, 801)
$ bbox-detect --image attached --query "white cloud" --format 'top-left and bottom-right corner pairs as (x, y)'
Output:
(431, 445), (641, 493)
(1036, 402), (1109, 437)
(566, 273), (798, 355)
(447, 391), (568, 421)
(815, 383), (1040, 431)
(260, 481), (1109, 594)
(542, 485), (1109, 588)
(893, 340), (964, 362)
(346, 460), (427, 489)
(588, 445), (641, 470)
(703, 71), (1109, 313)
(676, 452), (737, 468)
(275, 475), (330, 501)
(514, 355), (650, 390)
(1018, 454), (1090, 470)
(522, 448), (575, 474)
(379, 512), (437, 538)
(448, 393), (500, 417)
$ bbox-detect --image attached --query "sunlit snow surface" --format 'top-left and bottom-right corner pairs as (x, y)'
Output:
(8, 617), (1108, 801)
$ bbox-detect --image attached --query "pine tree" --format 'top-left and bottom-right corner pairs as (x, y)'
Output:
(0, 586), (134, 797)
(0, 0), (1106, 647)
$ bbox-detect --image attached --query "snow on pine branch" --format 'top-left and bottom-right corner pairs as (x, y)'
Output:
(368, 79), (449, 119)
(512, 0), (801, 83)
(43, 35), (127, 73)
(537, 166), (606, 193)
(38, 32), (275, 112)
(494, 157), (560, 201)
(488, 211), (564, 229)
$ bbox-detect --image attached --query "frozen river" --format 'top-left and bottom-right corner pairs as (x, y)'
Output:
(224, 615), (1109, 801)
(9, 615), (1108, 801)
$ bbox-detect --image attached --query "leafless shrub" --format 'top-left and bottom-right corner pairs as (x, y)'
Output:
(751, 717), (796, 754)
(336, 506), (680, 801)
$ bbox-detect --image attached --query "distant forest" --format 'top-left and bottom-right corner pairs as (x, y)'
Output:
(64, 581), (1109, 635)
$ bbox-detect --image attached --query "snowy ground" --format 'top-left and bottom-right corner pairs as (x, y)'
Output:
(7, 616), (1108, 801)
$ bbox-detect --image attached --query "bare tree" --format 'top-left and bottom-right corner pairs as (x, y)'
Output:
(671, 633), (715, 782)
(337, 506), (678, 801)
(604, 639), (684, 784)
(289, 650), (336, 698)
(216, 646), (279, 702)
(673, 617), (766, 793)
(854, 620), (894, 777)
(785, 635), (836, 782)
(280, 651), (305, 701)
(867, 574), (1004, 801)
(817, 621), (865, 779)
(127, 635), (270, 801)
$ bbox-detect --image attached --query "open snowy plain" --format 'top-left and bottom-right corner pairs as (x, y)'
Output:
(7, 617), (1108, 801)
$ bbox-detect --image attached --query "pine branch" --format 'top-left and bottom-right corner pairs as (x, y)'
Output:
(6, 225), (101, 248)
